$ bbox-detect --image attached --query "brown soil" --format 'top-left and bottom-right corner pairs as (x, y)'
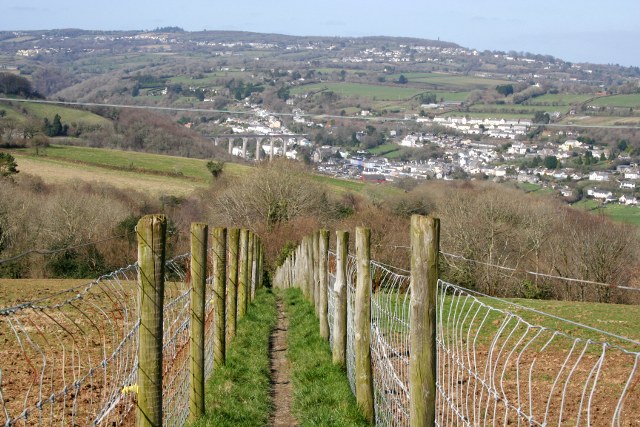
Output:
(269, 297), (298, 427)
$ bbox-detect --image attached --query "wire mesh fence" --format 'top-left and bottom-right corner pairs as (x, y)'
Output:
(436, 279), (640, 427)
(0, 263), (141, 426)
(161, 254), (191, 427)
(346, 254), (357, 396)
(370, 260), (411, 427)
(319, 249), (640, 426)
(0, 253), (195, 427)
(327, 251), (336, 349)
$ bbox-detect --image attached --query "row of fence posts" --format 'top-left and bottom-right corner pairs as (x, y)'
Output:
(273, 215), (440, 427)
(136, 215), (265, 427)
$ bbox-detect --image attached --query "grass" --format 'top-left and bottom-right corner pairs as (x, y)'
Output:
(11, 152), (208, 196)
(311, 174), (366, 193)
(373, 289), (640, 350)
(368, 143), (400, 156)
(589, 94), (640, 108)
(572, 199), (640, 226)
(283, 288), (369, 426)
(387, 72), (511, 90)
(191, 288), (277, 427)
(8, 143), (401, 198)
(525, 93), (593, 105)
(8, 144), (254, 196)
(15, 102), (112, 127)
(291, 82), (425, 101)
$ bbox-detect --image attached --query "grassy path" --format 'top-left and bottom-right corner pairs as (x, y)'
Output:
(283, 288), (369, 426)
(192, 288), (277, 427)
(270, 297), (298, 426)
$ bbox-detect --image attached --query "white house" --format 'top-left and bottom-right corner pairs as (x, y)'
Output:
(619, 195), (638, 205)
(589, 171), (610, 182)
(587, 188), (613, 200)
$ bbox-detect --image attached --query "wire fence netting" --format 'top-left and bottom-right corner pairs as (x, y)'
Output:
(0, 252), (204, 427)
(324, 252), (640, 426)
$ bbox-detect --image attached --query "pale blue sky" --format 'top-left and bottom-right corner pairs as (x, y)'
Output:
(2, 0), (639, 67)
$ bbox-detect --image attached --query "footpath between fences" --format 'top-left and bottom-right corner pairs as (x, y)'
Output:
(273, 214), (640, 427)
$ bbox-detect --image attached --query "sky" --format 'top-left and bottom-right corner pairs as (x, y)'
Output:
(2, 0), (640, 67)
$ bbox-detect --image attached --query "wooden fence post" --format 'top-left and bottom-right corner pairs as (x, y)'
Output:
(319, 229), (330, 340)
(313, 231), (320, 316)
(409, 215), (440, 427)
(238, 229), (249, 318)
(189, 222), (207, 422)
(303, 236), (311, 300)
(136, 214), (166, 427)
(226, 228), (240, 346)
(212, 227), (226, 366)
(258, 240), (264, 289)
(355, 227), (374, 424)
(333, 230), (349, 367)
(248, 232), (255, 301)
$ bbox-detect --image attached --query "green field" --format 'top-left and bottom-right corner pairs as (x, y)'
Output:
(8, 144), (403, 198)
(0, 101), (112, 127)
(589, 94), (640, 108)
(291, 82), (425, 100)
(573, 199), (640, 226)
(387, 72), (511, 90)
(368, 143), (400, 156)
(22, 144), (247, 181)
(525, 93), (593, 106)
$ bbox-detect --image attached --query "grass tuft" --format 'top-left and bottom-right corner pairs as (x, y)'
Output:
(191, 288), (277, 427)
(283, 288), (369, 426)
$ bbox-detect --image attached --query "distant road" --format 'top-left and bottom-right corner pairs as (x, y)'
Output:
(1, 97), (640, 129)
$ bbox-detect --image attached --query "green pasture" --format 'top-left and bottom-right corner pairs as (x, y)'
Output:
(525, 93), (593, 105)
(573, 199), (640, 227)
(291, 82), (424, 101)
(368, 143), (400, 156)
(445, 111), (533, 120)
(468, 104), (563, 113)
(387, 72), (511, 90)
(589, 94), (640, 108)
(13, 102), (111, 127)
(372, 290), (640, 350)
(30, 144), (251, 181)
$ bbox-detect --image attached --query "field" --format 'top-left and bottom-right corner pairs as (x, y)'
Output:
(8, 145), (227, 196)
(386, 72), (511, 90)
(573, 198), (640, 226)
(525, 93), (593, 105)
(368, 143), (400, 156)
(589, 94), (640, 108)
(0, 101), (113, 127)
(7, 144), (403, 199)
(291, 82), (425, 100)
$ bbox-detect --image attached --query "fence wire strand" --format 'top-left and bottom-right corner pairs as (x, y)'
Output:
(346, 254), (357, 396)
(315, 249), (640, 427)
(0, 263), (141, 426)
(370, 260), (411, 426)
(435, 279), (640, 427)
(0, 252), (199, 427)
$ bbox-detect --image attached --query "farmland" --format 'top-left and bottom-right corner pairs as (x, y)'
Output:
(291, 82), (426, 100)
(589, 94), (640, 108)
(1, 101), (112, 127)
